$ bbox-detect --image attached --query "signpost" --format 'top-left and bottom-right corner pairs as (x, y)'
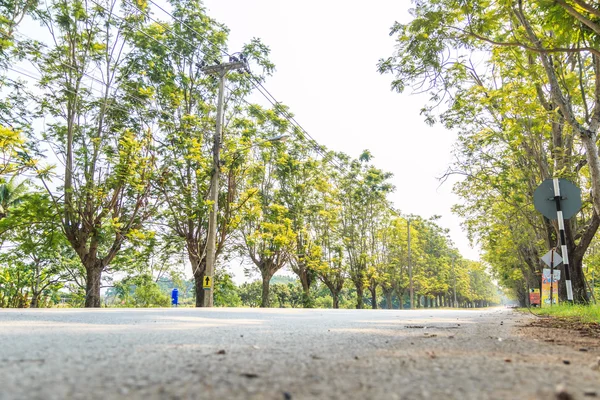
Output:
(541, 269), (559, 306)
(529, 288), (540, 307)
(203, 276), (212, 290)
(541, 249), (562, 307)
(534, 179), (582, 301)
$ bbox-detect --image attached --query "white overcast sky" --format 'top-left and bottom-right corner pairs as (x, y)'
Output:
(199, 0), (479, 261)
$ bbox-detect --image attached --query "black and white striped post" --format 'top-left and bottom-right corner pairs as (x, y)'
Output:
(534, 178), (581, 302)
(553, 178), (574, 301)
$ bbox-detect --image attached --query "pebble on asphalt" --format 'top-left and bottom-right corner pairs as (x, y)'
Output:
(555, 384), (574, 400)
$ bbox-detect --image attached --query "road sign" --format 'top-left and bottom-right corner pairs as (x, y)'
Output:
(533, 178), (581, 220)
(542, 268), (561, 282)
(542, 269), (559, 306)
(529, 288), (540, 306)
(541, 249), (562, 268)
(203, 276), (212, 290)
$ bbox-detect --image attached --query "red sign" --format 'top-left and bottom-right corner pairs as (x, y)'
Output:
(529, 289), (540, 306)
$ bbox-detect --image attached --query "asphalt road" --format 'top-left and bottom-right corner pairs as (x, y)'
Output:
(0, 307), (599, 400)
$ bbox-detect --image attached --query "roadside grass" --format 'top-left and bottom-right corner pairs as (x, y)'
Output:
(526, 304), (600, 324)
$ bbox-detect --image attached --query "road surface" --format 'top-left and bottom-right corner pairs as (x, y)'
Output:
(0, 307), (598, 399)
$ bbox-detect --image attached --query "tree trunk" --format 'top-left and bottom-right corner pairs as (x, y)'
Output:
(300, 275), (312, 308)
(356, 284), (364, 309)
(332, 290), (340, 309)
(393, 288), (404, 309)
(85, 265), (102, 308)
(369, 286), (377, 309)
(296, 262), (314, 308)
(192, 257), (206, 307)
(570, 256), (589, 303)
(385, 291), (393, 309)
(30, 293), (39, 308)
(261, 270), (273, 308)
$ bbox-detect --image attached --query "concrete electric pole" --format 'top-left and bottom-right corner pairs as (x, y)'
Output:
(408, 218), (413, 309)
(202, 59), (245, 307)
(452, 256), (458, 308)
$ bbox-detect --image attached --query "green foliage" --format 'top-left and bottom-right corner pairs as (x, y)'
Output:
(0, 0), (501, 310)
(530, 304), (600, 324)
(380, 0), (600, 304)
(238, 280), (262, 308)
(114, 274), (170, 307)
(0, 187), (74, 308)
(214, 271), (241, 307)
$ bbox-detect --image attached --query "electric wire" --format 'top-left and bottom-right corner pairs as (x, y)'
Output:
(0, 30), (171, 119)
(127, 0), (344, 169)
(122, 0), (403, 218)
(7, 0), (407, 221)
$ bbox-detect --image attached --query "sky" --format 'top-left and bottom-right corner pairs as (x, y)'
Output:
(194, 1), (481, 280)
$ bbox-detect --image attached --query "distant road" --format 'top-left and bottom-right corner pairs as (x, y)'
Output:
(1, 307), (598, 399)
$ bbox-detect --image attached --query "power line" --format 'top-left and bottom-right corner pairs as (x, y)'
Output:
(1, 30), (168, 118)
(7, 1), (406, 221)
(131, 0), (343, 169)
(6, 65), (157, 121)
(113, 0), (403, 218)
(84, 0), (329, 166)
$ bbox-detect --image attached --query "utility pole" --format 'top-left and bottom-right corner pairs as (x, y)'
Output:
(408, 218), (413, 309)
(202, 59), (245, 307)
(452, 256), (457, 308)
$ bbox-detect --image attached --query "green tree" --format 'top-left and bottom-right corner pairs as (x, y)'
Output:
(238, 280), (262, 308)
(276, 140), (324, 308)
(18, 0), (159, 307)
(379, 0), (600, 302)
(338, 151), (394, 309)
(0, 191), (71, 308)
(237, 112), (297, 307)
(307, 155), (346, 308)
(214, 269), (241, 307)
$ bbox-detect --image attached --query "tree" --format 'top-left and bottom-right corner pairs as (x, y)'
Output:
(338, 151), (394, 309)
(379, 0), (600, 302)
(0, 191), (71, 308)
(238, 280), (262, 308)
(276, 139), (323, 308)
(124, 0), (275, 307)
(0, 1), (39, 178)
(380, 216), (410, 309)
(22, 0), (158, 307)
(307, 154), (346, 308)
(214, 269), (241, 307)
(114, 274), (170, 307)
(238, 126), (296, 307)
(0, 176), (27, 221)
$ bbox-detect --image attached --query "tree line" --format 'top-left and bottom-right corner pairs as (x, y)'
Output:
(379, 0), (600, 305)
(0, 0), (498, 309)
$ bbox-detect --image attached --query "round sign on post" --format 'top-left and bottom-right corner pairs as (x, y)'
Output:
(533, 178), (582, 302)
(533, 178), (581, 220)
